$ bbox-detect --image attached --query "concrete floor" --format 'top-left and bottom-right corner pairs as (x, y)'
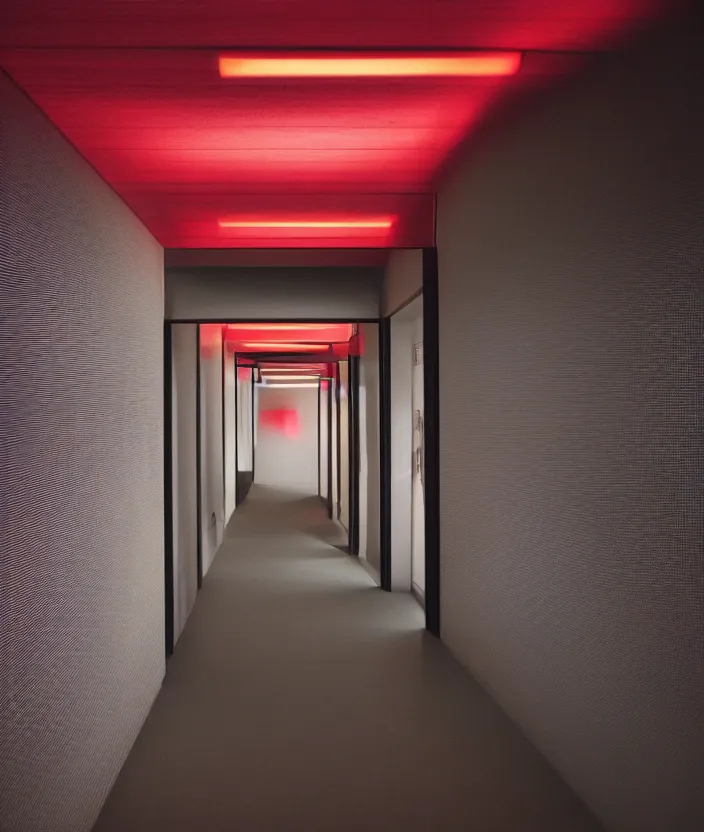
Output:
(94, 486), (601, 832)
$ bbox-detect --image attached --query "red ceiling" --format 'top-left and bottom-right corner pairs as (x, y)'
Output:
(226, 324), (354, 345)
(0, 0), (672, 249)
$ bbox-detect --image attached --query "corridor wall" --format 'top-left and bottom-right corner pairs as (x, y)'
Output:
(382, 248), (422, 317)
(171, 323), (199, 644)
(236, 367), (254, 501)
(199, 324), (225, 576)
(223, 346), (236, 523)
(254, 385), (318, 493)
(359, 324), (381, 581)
(338, 360), (350, 531)
(436, 11), (704, 832)
(0, 71), (165, 832)
(319, 382), (329, 500)
(165, 266), (382, 320)
(389, 297), (425, 592)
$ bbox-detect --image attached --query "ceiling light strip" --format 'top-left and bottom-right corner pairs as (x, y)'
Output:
(219, 219), (394, 230)
(219, 52), (522, 79)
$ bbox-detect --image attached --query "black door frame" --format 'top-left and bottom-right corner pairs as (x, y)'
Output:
(422, 247), (440, 637)
(335, 362), (342, 520)
(164, 322), (175, 657)
(195, 325), (203, 590)
(234, 352), (239, 505)
(327, 370), (333, 518)
(251, 366), (256, 484)
(221, 334), (227, 522)
(379, 318), (392, 591)
(348, 354), (360, 556)
(317, 378), (322, 498)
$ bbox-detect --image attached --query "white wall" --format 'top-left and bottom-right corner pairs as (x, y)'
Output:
(166, 266), (382, 320)
(410, 312), (425, 595)
(0, 71), (165, 832)
(237, 368), (254, 475)
(389, 303), (414, 591)
(359, 323), (381, 580)
(223, 347), (236, 522)
(319, 383), (329, 499)
(254, 385), (319, 493)
(199, 324), (225, 576)
(331, 377), (339, 512)
(339, 360), (350, 531)
(171, 323), (199, 642)
(435, 15), (704, 831)
(382, 248), (422, 317)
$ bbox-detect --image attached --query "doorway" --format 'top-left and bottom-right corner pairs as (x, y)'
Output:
(411, 328), (425, 604)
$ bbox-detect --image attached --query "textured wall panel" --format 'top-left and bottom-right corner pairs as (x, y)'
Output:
(0, 72), (165, 832)
(171, 324), (198, 643)
(223, 348), (236, 523)
(389, 316), (413, 591)
(319, 384), (329, 500)
(339, 360), (350, 531)
(382, 248), (423, 317)
(359, 323), (381, 576)
(436, 14), (704, 832)
(165, 266), (382, 321)
(199, 324), (224, 577)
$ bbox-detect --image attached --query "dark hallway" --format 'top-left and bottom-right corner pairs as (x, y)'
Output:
(2, 3), (704, 831)
(94, 487), (598, 832)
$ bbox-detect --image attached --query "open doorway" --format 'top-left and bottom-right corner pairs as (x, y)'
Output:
(388, 295), (424, 603)
(164, 319), (369, 654)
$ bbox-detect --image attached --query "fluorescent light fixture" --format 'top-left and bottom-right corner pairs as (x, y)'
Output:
(219, 218), (394, 230)
(240, 342), (330, 351)
(256, 382), (320, 389)
(219, 52), (522, 79)
(261, 374), (320, 381)
(230, 323), (341, 331)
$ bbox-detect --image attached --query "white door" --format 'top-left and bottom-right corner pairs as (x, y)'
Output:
(411, 334), (425, 599)
(339, 360), (349, 531)
(331, 378), (338, 516)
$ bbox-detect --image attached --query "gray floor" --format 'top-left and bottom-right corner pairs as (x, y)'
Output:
(94, 486), (601, 832)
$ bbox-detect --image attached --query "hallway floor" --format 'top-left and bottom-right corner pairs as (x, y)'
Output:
(94, 487), (599, 832)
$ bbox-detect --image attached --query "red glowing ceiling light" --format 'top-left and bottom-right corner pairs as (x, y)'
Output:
(240, 342), (330, 351)
(230, 323), (340, 331)
(219, 52), (522, 79)
(260, 367), (320, 373)
(218, 218), (394, 229)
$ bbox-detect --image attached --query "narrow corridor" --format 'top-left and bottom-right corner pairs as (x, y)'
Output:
(94, 487), (598, 832)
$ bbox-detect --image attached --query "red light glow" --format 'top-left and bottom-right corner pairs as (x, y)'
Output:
(259, 409), (300, 438)
(240, 342), (330, 352)
(232, 323), (342, 331)
(219, 218), (393, 229)
(1, 1), (668, 249)
(218, 217), (395, 236)
(226, 323), (354, 345)
(219, 52), (522, 79)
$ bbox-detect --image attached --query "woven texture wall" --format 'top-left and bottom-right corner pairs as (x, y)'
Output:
(436, 15), (704, 832)
(171, 324), (199, 644)
(165, 266), (383, 320)
(0, 72), (165, 832)
(199, 324), (224, 577)
(360, 323), (381, 575)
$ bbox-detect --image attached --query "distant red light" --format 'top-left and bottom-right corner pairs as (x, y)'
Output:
(219, 53), (522, 79)
(259, 408), (300, 438)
